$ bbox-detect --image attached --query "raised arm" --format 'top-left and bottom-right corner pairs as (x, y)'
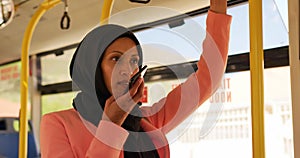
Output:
(141, 0), (232, 133)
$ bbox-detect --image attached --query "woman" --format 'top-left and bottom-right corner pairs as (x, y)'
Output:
(40, 0), (232, 157)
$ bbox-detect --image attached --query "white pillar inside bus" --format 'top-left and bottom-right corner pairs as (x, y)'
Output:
(29, 55), (41, 153)
(288, 0), (299, 157)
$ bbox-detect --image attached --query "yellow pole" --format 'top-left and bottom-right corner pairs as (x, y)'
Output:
(19, 0), (61, 157)
(249, 0), (265, 158)
(100, 0), (115, 25)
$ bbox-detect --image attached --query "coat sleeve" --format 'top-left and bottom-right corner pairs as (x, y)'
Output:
(141, 10), (232, 134)
(40, 114), (129, 158)
(86, 121), (129, 157)
(40, 114), (76, 158)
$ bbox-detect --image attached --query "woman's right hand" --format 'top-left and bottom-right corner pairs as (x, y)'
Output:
(210, 0), (227, 14)
(102, 78), (144, 126)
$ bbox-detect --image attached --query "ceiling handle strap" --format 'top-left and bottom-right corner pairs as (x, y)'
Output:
(60, 0), (70, 29)
(129, 0), (150, 4)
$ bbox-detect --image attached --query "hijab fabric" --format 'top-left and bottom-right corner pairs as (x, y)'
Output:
(69, 24), (159, 158)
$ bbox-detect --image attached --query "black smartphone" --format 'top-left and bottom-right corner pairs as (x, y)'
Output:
(129, 65), (148, 88)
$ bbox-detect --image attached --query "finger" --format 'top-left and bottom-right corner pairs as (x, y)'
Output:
(113, 78), (143, 113)
(132, 79), (144, 102)
(128, 77), (143, 97)
(105, 95), (115, 105)
(115, 93), (137, 113)
(131, 67), (139, 75)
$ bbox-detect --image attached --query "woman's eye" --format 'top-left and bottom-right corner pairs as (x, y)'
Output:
(112, 57), (119, 61)
(130, 58), (138, 65)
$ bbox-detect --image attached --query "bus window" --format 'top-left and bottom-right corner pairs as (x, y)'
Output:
(0, 62), (22, 117)
(42, 92), (76, 115)
(41, 48), (75, 85)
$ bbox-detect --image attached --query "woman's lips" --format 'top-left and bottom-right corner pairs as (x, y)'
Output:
(117, 80), (129, 86)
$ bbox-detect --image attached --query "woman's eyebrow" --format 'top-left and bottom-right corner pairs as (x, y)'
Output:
(111, 50), (139, 57)
(111, 50), (124, 55)
(131, 54), (139, 57)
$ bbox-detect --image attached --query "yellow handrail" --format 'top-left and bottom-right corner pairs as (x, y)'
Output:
(19, 0), (61, 157)
(100, 0), (115, 25)
(249, 0), (265, 157)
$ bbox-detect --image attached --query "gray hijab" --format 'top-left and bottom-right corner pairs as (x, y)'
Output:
(69, 24), (159, 157)
(69, 24), (143, 126)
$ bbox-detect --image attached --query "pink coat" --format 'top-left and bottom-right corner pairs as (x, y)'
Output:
(40, 10), (232, 158)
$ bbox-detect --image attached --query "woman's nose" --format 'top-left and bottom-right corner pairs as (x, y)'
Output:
(119, 64), (133, 77)
(120, 69), (131, 76)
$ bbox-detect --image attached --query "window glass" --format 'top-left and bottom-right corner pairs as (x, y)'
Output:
(264, 66), (294, 158)
(0, 62), (22, 117)
(135, 16), (206, 68)
(41, 49), (75, 85)
(13, 119), (32, 132)
(42, 92), (76, 115)
(224, 0), (288, 54)
(262, 0), (289, 49)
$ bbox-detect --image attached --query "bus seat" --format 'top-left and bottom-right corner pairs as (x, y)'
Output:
(0, 117), (39, 158)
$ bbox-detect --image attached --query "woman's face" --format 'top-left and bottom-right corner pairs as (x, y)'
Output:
(101, 37), (140, 97)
